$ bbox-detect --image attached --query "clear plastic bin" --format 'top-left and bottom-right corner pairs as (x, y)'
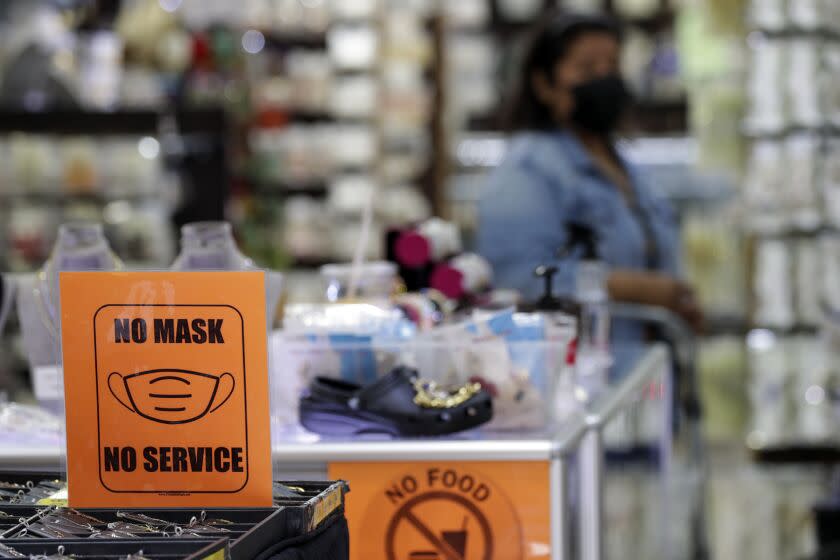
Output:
(269, 332), (576, 436)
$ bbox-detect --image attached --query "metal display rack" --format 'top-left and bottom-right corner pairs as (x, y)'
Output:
(578, 344), (672, 560)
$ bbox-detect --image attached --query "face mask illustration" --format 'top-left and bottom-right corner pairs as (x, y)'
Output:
(108, 369), (235, 425)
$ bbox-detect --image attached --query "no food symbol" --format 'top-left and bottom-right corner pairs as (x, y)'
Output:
(377, 467), (524, 560)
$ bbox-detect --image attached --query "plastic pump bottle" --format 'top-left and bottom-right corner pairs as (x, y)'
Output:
(16, 223), (122, 412)
(529, 264), (581, 421)
(563, 223), (612, 401)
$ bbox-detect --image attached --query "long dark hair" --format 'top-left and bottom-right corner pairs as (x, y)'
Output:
(506, 13), (622, 131)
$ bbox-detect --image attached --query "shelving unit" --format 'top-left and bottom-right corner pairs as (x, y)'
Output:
(232, 4), (443, 268)
(0, 108), (228, 273)
(740, 10), (840, 460)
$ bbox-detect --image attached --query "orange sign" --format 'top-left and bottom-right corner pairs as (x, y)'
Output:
(329, 461), (550, 560)
(60, 272), (272, 508)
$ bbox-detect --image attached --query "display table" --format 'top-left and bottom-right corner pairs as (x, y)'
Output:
(268, 343), (669, 560)
(0, 345), (670, 560)
(273, 420), (587, 560)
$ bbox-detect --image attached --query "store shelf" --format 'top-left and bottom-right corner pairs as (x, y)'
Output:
(750, 26), (840, 40)
(747, 324), (821, 336)
(289, 256), (334, 270)
(0, 108), (226, 135)
(0, 191), (161, 205)
(285, 110), (335, 123)
(0, 109), (158, 135)
(703, 313), (750, 336)
(239, 176), (329, 198)
(465, 98), (688, 134)
(622, 9), (678, 32)
(750, 444), (840, 464)
(255, 185), (328, 198)
(630, 98), (689, 133)
(263, 30), (328, 49)
(742, 124), (840, 139)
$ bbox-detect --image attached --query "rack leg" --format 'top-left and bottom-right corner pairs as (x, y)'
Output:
(551, 456), (569, 560)
(579, 428), (603, 560)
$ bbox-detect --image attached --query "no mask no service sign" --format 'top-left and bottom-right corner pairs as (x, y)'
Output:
(60, 271), (272, 508)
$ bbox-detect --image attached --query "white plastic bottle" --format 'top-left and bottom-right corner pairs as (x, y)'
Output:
(16, 223), (122, 413)
(171, 221), (283, 327)
(563, 224), (612, 402)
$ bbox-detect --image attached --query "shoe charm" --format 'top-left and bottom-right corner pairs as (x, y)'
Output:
(412, 378), (482, 409)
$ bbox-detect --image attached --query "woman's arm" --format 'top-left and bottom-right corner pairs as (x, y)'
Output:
(608, 269), (703, 331)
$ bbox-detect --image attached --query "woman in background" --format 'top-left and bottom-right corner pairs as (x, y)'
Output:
(477, 13), (702, 340)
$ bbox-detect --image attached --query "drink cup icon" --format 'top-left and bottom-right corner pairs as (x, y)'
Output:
(108, 369), (235, 424)
(441, 529), (467, 558)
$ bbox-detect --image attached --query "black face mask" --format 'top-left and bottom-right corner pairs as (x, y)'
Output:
(570, 75), (631, 134)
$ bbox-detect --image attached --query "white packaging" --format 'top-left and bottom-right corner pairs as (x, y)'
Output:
(747, 329), (791, 447)
(329, 126), (378, 167)
(496, 0), (544, 21)
(441, 0), (490, 28)
(327, 175), (378, 215)
(822, 45), (840, 127)
(329, 0), (379, 20)
(795, 239), (823, 325)
(417, 217), (463, 260)
(612, 0), (659, 18)
(327, 25), (378, 70)
(282, 197), (332, 259)
(378, 184), (431, 226)
(745, 37), (786, 133)
(823, 139), (840, 227)
(329, 76), (377, 118)
(452, 253), (492, 291)
(754, 239), (795, 329)
(783, 133), (820, 229)
(786, 38), (821, 128)
(791, 336), (834, 443)
(749, 0), (788, 30)
(789, 0), (820, 28)
(821, 235), (840, 313)
(331, 220), (384, 261)
(744, 140), (785, 230)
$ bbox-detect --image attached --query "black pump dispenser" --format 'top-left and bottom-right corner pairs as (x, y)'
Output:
(534, 265), (560, 310)
(526, 265), (580, 315)
(520, 223), (598, 315)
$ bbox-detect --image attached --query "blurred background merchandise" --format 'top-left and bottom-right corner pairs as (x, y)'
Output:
(4, 0), (840, 558)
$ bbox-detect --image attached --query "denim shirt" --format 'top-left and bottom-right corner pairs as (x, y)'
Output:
(477, 131), (681, 343)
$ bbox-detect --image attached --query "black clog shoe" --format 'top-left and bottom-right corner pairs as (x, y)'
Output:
(299, 366), (493, 437)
